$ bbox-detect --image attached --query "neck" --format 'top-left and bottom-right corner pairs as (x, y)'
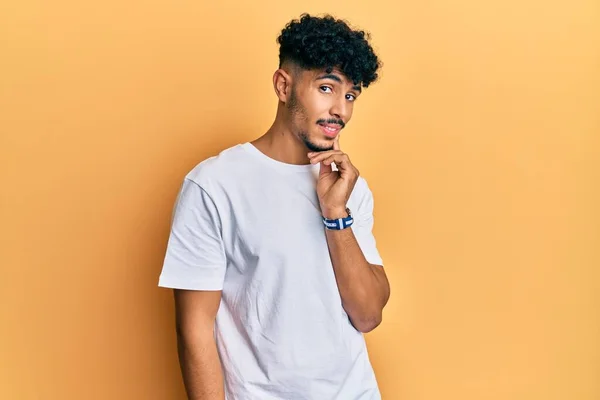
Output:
(251, 112), (311, 166)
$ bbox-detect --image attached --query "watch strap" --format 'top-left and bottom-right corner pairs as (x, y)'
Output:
(322, 208), (353, 230)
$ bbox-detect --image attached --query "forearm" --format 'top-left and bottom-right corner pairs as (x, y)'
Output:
(325, 227), (390, 332)
(176, 331), (224, 400)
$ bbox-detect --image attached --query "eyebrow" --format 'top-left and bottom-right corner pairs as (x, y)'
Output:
(316, 73), (362, 93)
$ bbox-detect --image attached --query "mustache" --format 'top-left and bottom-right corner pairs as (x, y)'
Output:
(317, 118), (345, 129)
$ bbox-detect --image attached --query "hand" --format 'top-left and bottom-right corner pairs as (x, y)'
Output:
(307, 137), (360, 218)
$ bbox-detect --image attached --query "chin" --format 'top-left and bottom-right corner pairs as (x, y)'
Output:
(300, 132), (334, 152)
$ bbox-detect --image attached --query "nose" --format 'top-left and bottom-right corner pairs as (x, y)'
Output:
(329, 95), (349, 122)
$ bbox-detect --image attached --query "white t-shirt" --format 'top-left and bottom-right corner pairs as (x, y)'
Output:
(158, 142), (384, 400)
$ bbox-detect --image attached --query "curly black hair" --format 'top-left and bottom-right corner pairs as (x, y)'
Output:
(277, 13), (381, 88)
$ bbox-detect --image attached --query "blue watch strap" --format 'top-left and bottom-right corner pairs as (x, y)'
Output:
(322, 208), (353, 230)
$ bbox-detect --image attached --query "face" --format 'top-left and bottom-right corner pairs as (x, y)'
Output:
(286, 68), (362, 152)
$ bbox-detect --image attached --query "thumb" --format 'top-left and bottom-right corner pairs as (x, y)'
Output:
(319, 160), (332, 176)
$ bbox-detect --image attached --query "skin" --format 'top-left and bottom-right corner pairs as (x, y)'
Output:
(253, 61), (361, 165)
(174, 61), (390, 400)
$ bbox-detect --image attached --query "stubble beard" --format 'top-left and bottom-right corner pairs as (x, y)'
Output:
(288, 87), (333, 153)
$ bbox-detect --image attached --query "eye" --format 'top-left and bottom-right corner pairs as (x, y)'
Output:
(346, 93), (357, 102)
(319, 86), (333, 93)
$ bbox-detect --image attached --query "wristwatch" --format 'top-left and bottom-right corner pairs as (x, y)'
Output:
(322, 208), (354, 230)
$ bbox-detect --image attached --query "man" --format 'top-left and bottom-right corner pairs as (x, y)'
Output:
(158, 13), (390, 400)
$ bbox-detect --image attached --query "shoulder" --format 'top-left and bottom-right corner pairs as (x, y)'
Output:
(184, 143), (247, 188)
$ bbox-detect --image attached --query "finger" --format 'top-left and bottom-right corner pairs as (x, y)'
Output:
(308, 150), (343, 164)
(319, 158), (332, 176)
(321, 154), (352, 170)
(308, 149), (341, 157)
(323, 154), (359, 179)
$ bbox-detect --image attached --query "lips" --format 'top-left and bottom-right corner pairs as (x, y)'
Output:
(318, 123), (342, 137)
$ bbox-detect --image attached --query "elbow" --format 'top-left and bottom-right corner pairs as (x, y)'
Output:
(353, 313), (383, 333)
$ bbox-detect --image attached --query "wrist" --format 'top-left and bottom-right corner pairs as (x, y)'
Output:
(321, 206), (348, 219)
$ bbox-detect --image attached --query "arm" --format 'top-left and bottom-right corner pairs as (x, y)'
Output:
(308, 138), (390, 333)
(174, 289), (225, 400)
(323, 211), (390, 333)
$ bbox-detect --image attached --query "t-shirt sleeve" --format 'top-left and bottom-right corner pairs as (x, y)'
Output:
(351, 179), (384, 267)
(158, 178), (227, 290)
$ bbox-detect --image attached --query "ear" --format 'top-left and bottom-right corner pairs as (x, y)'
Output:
(273, 68), (292, 103)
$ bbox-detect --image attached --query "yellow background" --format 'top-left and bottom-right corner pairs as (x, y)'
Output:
(1, 1), (598, 399)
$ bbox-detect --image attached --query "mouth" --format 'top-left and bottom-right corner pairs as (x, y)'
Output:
(318, 123), (342, 138)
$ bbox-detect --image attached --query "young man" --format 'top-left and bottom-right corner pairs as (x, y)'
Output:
(158, 13), (390, 400)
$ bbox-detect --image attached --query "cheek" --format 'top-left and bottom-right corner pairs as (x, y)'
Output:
(303, 87), (324, 108)
(309, 96), (333, 119)
(347, 105), (354, 120)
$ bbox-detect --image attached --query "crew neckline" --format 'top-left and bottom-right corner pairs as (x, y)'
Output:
(241, 142), (319, 173)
